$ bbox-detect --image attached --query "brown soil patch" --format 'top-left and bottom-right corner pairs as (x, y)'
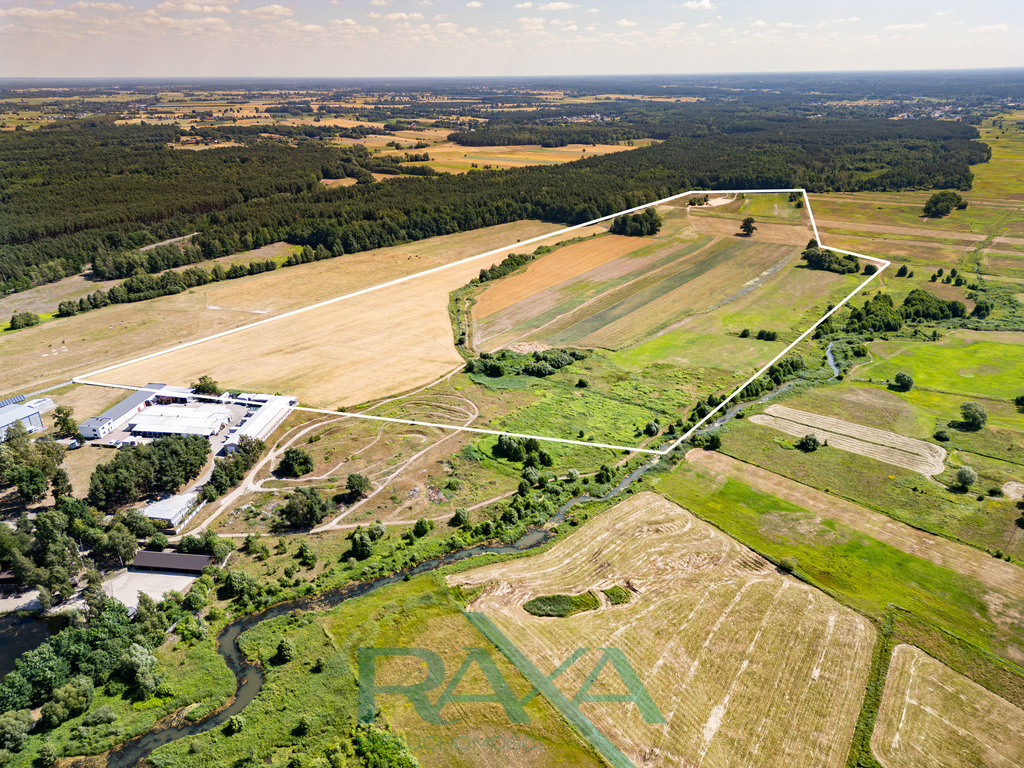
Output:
(319, 177), (358, 188)
(473, 234), (651, 318)
(688, 209), (813, 245)
(921, 282), (975, 311)
(750, 405), (946, 476)
(872, 644), (1024, 768)
(451, 492), (874, 768)
(684, 450), (1024, 602)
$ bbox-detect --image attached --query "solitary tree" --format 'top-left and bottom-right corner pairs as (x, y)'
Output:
(893, 372), (914, 392)
(190, 375), (222, 395)
(739, 217), (757, 236)
(955, 466), (978, 489)
(346, 473), (372, 498)
(277, 447), (314, 477)
(281, 487), (329, 528)
(796, 434), (821, 452)
(53, 406), (80, 439)
(960, 401), (988, 430)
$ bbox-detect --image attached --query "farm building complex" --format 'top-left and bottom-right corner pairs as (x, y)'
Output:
(80, 384), (296, 447)
(0, 396), (55, 439)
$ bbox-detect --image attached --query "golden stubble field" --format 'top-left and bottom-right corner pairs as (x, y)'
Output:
(451, 492), (875, 768)
(0, 221), (606, 402)
(872, 644), (1024, 768)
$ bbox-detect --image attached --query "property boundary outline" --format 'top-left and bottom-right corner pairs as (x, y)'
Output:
(70, 188), (889, 456)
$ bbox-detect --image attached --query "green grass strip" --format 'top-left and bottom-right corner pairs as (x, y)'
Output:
(464, 611), (637, 768)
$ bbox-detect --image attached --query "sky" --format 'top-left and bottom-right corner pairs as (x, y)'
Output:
(0, 0), (1021, 79)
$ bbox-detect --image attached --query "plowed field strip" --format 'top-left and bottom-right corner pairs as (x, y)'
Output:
(473, 234), (655, 318)
(751, 405), (946, 476)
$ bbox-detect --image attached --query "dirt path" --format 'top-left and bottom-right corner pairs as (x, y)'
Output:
(750, 404), (946, 476)
(685, 450), (1024, 598)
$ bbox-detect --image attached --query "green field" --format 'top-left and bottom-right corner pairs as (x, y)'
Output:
(651, 464), (1024, 671)
(143, 576), (606, 768)
(857, 331), (1024, 400)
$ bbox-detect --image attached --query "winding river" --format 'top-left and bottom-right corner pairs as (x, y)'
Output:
(70, 351), (837, 766)
(92, 460), (654, 767)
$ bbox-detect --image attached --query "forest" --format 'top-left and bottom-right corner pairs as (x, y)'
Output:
(0, 102), (990, 295)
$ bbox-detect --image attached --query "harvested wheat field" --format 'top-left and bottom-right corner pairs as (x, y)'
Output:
(751, 405), (947, 475)
(100, 223), (602, 407)
(872, 644), (1024, 768)
(687, 208), (814, 246)
(451, 492), (875, 768)
(0, 221), (597, 398)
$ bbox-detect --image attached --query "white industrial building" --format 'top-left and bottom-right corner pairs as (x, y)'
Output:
(142, 491), (204, 530)
(225, 394), (297, 452)
(128, 404), (232, 438)
(80, 383), (179, 440)
(0, 397), (55, 439)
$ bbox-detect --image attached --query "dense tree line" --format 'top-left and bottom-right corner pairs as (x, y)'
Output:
(464, 347), (586, 378)
(800, 242), (861, 274)
(201, 436), (265, 502)
(609, 208), (662, 236)
(87, 434), (210, 511)
(0, 109), (989, 295)
(55, 257), (278, 319)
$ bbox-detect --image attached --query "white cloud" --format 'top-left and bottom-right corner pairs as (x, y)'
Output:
(971, 23), (1008, 32)
(616, 18), (637, 27)
(585, 7), (597, 12)
(562, 23), (575, 31)
(69, 2), (134, 10)
(369, 0), (390, 5)
(537, 2), (577, 9)
(751, 19), (767, 27)
(465, 1), (481, 7)
(517, 15), (545, 29)
(515, 1), (531, 6)
(156, 2), (231, 12)
(836, 17), (859, 23)
(0, 7), (78, 18)
(239, 4), (292, 19)
(775, 22), (804, 29)
(883, 23), (925, 31)
(384, 11), (423, 20)
(696, 21), (711, 28)
(681, 0), (714, 9)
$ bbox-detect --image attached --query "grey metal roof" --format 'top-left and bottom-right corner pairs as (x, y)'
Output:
(132, 550), (212, 571)
(95, 383), (166, 421)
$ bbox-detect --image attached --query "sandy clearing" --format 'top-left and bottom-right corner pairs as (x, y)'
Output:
(1004, 482), (1024, 500)
(872, 644), (1024, 768)
(451, 492), (874, 768)
(684, 450), (1024, 601)
(473, 234), (650, 318)
(1, 221), (595, 398)
(319, 177), (358, 187)
(688, 209), (813, 246)
(750, 404), (947, 476)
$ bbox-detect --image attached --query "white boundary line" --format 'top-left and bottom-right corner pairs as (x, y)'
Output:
(69, 188), (888, 457)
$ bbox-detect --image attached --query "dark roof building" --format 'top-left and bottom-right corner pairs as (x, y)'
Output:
(131, 551), (213, 574)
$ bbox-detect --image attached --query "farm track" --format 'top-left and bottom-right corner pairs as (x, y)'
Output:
(750, 405), (946, 476)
